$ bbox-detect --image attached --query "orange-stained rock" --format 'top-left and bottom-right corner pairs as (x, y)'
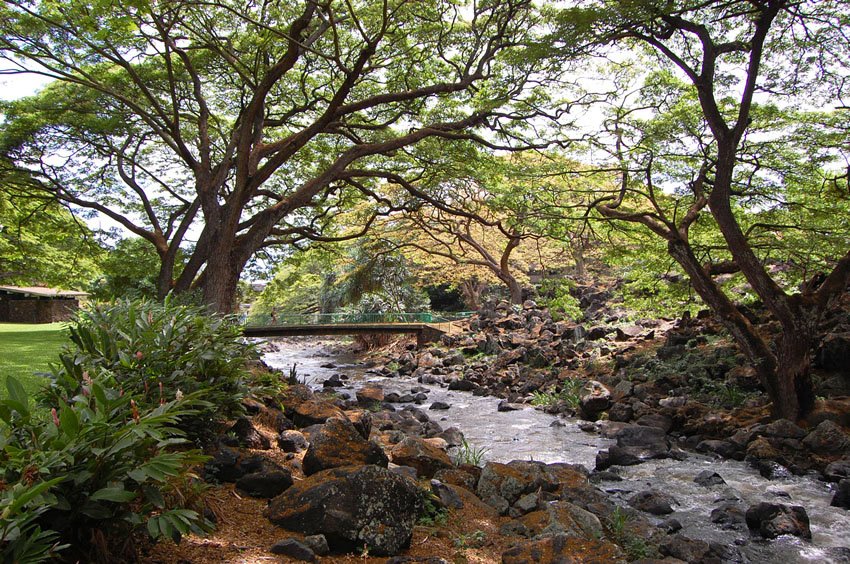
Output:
(390, 437), (453, 478)
(514, 501), (603, 539)
(502, 534), (626, 564)
(302, 417), (388, 475)
(357, 384), (385, 405)
(290, 399), (346, 428)
(344, 409), (373, 440)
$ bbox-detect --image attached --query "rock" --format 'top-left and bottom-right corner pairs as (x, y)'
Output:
(597, 425), (670, 469)
(628, 489), (677, 515)
(323, 374), (344, 388)
(608, 403), (634, 422)
(303, 534), (329, 556)
(277, 430), (308, 453)
(429, 401), (451, 410)
(302, 417), (388, 476)
(696, 439), (745, 461)
(437, 427), (464, 447)
(710, 503), (746, 528)
(611, 380), (634, 401)
(659, 517), (683, 534)
(433, 468), (478, 491)
(497, 400), (524, 412)
(270, 538), (316, 561)
(745, 502), (812, 539)
(345, 409), (373, 440)
(694, 471), (726, 487)
(225, 417), (271, 450)
(755, 460), (792, 481)
(265, 465), (423, 556)
(763, 418), (807, 440)
(356, 384), (384, 405)
(658, 396), (686, 408)
(204, 446), (266, 483)
(802, 420), (850, 454)
(825, 459), (850, 482)
(430, 480), (464, 509)
(502, 535), (626, 564)
(390, 437), (453, 478)
(290, 399), (346, 427)
(236, 467), (293, 498)
(386, 558), (450, 564)
(513, 501), (603, 539)
(831, 479), (850, 509)
(448, 379), (478, 392)
(659, 535), (712, 562)
(635, 413), (673, 433)
(579, 381), (612, 421)
(476, 461), (560, 515)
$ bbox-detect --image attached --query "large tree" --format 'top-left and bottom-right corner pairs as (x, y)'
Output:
(0, 0), (547, 311)
(558, 0), (850, 420)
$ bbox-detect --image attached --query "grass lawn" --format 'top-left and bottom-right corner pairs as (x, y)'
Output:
(0, 322), (70, 400)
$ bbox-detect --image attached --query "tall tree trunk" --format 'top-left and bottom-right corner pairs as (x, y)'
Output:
(202, 249), (240, 313)
(459, 278), (484, 310)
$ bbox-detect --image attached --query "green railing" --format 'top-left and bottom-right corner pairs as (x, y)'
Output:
(245, 311), (473, 326)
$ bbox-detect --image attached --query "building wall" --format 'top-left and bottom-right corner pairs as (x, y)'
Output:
(0, 297), (80, 323)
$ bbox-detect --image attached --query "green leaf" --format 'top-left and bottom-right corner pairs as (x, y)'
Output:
(90, 486), (136, 503)
(5, 377), (29, 415)
(59, 406), (80, 438)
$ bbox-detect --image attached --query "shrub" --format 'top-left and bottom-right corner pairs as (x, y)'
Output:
(0, 375), (212, 563)
(41, 297), (255, 444)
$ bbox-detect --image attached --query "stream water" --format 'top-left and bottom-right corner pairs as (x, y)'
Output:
(263, 337), (850, 564)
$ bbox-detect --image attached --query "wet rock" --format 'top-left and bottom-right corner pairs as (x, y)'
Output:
(236, 466), (294, 498)
(437, 427), (464, 447)
(390, 437), (453, 478)
(696, 439), (745, 461)
(694, 471), (726, 487)
(628, 489), (677, 515)
(303, 534), (329, 556)
(710, 503), (746, 528)
(659, 535), (712, 562)
(429, 401), (451, 410)
(224, 417), (271, 450)
(501, 534), (626, 564)
(322, 374), (344, 388)
(745, 502), (812, 539)
(659, 517), (683, 534)
(825, 458), (850, 482)
(270, 538), (316, 561)
(597, 425), (670, 469)
(831, 479), (850, 509)
(579, 381), (612, 421)
(590, 470), (622, 483)
(277, 430), (308, 453)
(802, 420), (850, 454)
(448, 379), (478, 392)
(497, 400), (524, 412)
(755, 460), (793, 481)
(265, 465), (423, 556)
(302, 417), (388, 476)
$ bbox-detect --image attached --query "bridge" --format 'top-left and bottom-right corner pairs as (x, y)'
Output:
(243, 312), (472, 347)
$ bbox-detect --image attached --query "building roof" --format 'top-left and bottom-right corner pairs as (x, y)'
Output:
(0, 285), (89, 298)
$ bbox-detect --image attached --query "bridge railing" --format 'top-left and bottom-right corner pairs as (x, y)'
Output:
(244, 311), (473, 326)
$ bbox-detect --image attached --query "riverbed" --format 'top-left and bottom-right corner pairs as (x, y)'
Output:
(263, 337), (850, 563)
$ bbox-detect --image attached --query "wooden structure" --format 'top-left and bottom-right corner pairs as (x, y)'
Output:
(0, 286), (88, 323)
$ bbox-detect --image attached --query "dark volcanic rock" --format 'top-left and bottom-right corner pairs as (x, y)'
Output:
(501, 534), (626, 564)
(831, 479), (850, 510)
(745, 502), (812, 539)
(302, 417), (388, 476)
(389, 437), (453, 478)
(628, 489), (677, 515)
(225, 417), (271, 450)
(694, 470), (726, 487)
(802, 420), (850, 455)
(236, 467), (294, 498)
(277, 430), (308, 453)
(270, 538), (316, 562)
(265, 465), (423, 556)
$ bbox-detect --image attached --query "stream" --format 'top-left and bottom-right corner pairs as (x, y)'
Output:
(263, 337), (850, 564)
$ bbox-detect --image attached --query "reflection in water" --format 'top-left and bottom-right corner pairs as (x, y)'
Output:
(263, 337), (850, 563)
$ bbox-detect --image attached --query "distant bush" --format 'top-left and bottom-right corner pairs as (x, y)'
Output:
(41, 297), (255, 444)
(537, 278), (583, 321)
(0, 375), (211, 563)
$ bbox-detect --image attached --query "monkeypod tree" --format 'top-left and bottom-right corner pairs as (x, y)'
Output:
(0, 0), (549, 311)
(556, 0), (850, 420)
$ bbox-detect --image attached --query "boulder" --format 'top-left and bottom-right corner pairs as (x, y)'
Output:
(659, 535), (712, 562)
(502, 535), (626, 564)
(476, 461), (547, 515)
(270, 538), (316, 562)
(265, 465), (424, 556)
(693, 471), (726, 487)
(511, 501), (603, 539)
(762, 419), (807, 440)
(303, 535), (330, 556)
(277, 430), (308, 453)
(607, 402), (634, 423)
(578, 381), (612, 421)
(745, 502), (811, 539)
(390, 437), (453, 478)
(635, 413), (673, 433)
(204, 446), (267, 483)
(826, 459), (850, 482)
(429, 401), (451, 411)
(831, 479), (850, 510)
(302, 417), (388, 476)
(290, 399), (346, 427)
(802, 420), (850, 454)
(224, 417), (271, 450)
(433, 468), (478, 491)
(596, 425), (670, 469)
(695, 439), (745, 460)
(356, 384), (385, 405)
(628, 489), (677, 515)
(710, 503), (746, 528)
(430, 480), (464, 510)
(236, 466), (293, 498)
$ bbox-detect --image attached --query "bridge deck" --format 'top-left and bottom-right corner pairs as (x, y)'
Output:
(243, 322), (452, 346)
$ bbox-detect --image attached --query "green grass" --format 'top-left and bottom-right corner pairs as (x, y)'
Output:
(0, 322), (69, 399)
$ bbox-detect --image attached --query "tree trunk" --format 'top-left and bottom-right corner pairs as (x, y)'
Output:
(507, 276), (523, 305)
(459, 279), (484, 310)
(201, 252), (240, 313)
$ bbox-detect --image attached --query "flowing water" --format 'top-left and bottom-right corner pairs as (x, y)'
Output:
(263, 337), (850, 563)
